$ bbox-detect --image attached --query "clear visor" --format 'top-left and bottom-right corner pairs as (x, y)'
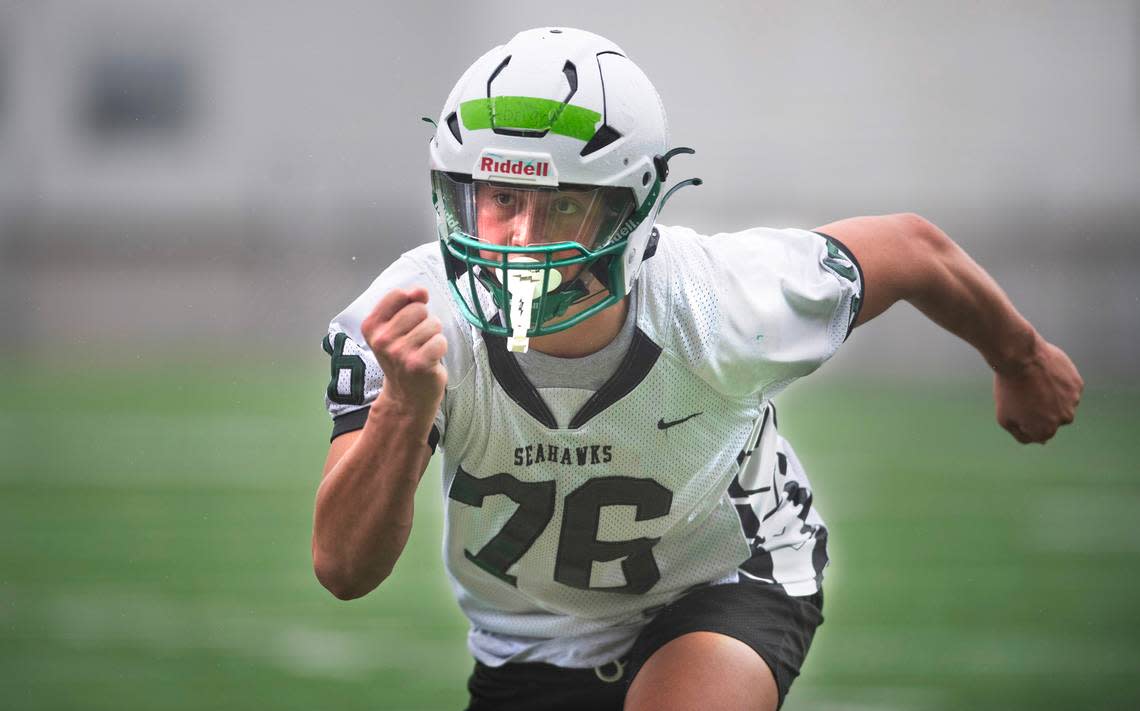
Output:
(432, 171), (637, 250)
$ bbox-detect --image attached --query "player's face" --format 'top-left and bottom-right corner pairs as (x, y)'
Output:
(474, 183), (612, 269)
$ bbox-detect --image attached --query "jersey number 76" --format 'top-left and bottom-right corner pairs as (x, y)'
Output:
(449, 468), (673, 595)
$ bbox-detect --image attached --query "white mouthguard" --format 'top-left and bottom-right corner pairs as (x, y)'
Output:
(496, 257), (562, 353)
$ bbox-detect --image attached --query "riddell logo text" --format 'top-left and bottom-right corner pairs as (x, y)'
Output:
(481, 157), (551, 178)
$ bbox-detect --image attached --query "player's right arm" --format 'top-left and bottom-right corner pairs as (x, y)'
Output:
(312, 286), (447, 600)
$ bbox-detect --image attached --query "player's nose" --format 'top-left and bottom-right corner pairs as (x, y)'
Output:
(509, 211), (537, 246)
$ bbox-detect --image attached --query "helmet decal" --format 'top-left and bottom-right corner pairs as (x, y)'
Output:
(459, 97), (602, 142)
(473, 149), (558, 186)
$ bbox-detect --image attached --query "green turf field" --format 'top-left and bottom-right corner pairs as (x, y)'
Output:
(1, 360), (1137, 710)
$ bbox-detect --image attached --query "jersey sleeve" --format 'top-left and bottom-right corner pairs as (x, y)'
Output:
(322, 248), (453, 449)
(670, 225), (863, 398)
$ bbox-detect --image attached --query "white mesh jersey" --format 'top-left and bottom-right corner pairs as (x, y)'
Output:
(323, 224), (863, 668)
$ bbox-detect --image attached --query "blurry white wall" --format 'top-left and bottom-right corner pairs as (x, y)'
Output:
(0, 1), (1136, 379)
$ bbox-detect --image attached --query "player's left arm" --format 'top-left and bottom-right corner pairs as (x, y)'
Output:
(815, 212), (1084, 444)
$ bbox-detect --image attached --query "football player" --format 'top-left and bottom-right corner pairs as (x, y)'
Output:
(312, 27), (1083, 711)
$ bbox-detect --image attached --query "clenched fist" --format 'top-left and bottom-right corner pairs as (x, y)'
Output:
(994, 334), (1083, 444)
(361, 287), (448, 414)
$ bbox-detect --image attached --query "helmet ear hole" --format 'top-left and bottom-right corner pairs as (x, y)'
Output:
(641, 171), (651, 186)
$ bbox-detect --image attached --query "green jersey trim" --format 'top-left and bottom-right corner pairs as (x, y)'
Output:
(813, 231), (865, 340)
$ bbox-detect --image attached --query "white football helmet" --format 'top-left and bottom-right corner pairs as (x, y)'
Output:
(428, 27), (699, 351)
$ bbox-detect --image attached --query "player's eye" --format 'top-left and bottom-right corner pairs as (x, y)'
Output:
(493, 192), (515, 208)
(551, 197), (581, 216)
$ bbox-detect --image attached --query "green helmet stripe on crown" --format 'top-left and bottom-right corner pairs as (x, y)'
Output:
(460, 97), (602, 142)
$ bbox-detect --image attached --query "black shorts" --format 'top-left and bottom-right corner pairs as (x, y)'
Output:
(464, 580), (824, 711)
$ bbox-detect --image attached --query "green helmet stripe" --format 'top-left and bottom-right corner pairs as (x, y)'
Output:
(460, 97), (601, 142)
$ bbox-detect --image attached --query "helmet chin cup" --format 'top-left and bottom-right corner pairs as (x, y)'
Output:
(496, 257), (564, 353)
(494, 256), (564, 297)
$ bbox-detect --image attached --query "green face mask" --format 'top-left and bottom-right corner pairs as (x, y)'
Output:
(432, 170), (659, 348)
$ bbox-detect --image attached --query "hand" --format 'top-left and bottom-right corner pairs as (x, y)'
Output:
(361, 287), (448, 414)
(993, 334), (1083, 444)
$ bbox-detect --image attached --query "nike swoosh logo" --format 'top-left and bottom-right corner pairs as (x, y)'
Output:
(657, 412), (703, 430)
